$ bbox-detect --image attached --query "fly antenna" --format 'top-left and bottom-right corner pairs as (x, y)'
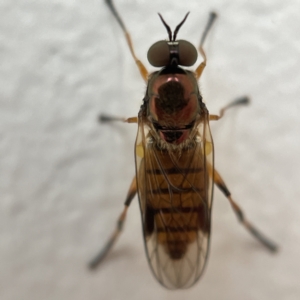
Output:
(158, 13), (172, 41)
(173, 12), (190, 41)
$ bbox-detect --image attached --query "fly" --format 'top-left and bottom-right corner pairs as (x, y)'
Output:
(89, 0), (278, 289)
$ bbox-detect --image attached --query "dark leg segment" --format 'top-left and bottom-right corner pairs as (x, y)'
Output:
(212, 168), (278, 252)
(209, 96), (250, 121)
(89, 177), (137, 269)
(99, 114), (138, 124)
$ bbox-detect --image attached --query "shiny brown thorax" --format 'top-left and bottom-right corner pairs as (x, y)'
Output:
(145, 67), (204, 145)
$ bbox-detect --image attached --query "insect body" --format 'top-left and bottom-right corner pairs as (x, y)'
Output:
(135, 64), (213, 288)
(90, 0), (278, 289)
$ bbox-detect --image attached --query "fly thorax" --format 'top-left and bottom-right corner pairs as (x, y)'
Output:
(148, 72), (200, 146)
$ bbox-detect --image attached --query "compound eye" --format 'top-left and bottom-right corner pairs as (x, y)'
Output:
(147, 41), (170, 67)
(177, 40), (198, 66)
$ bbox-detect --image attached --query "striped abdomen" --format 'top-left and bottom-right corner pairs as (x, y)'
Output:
(143, 145), (210, 259)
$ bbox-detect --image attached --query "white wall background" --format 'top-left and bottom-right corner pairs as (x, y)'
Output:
(0, 0), (299, 299)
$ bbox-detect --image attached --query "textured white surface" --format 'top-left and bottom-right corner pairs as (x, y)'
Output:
(1, 0), (299, 299)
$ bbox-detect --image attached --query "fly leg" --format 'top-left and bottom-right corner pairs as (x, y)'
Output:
(209, 96), (250, 121)
(195, 12), (218, 79)
(89, 177), (137, 269)
(105, 0), (148, 82)
(99, 114), (138, 124)
(209, 166), (278, 252)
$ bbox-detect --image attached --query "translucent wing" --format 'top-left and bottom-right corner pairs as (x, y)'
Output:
(134, 111), (214, 289)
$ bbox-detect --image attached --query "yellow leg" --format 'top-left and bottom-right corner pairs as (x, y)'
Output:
(209, 166), (278, 252)
(105, 0), (148, 82)
(209, 96), (250, 121)
(89, 177), (137, 269)
(195, 47), (207, 80)
(195, 12), (217, 79)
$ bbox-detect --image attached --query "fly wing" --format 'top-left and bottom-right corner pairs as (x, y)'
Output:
(134, 113), (214, 289)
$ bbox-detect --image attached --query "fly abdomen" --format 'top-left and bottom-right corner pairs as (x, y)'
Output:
(142, 144), (211, 264)
(154, 207), (207, 259)
(166, 241), (188, 260)
(146, 167), (203, 175)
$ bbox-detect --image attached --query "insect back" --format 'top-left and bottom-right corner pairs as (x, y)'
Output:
(146, 69), (203, 146)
